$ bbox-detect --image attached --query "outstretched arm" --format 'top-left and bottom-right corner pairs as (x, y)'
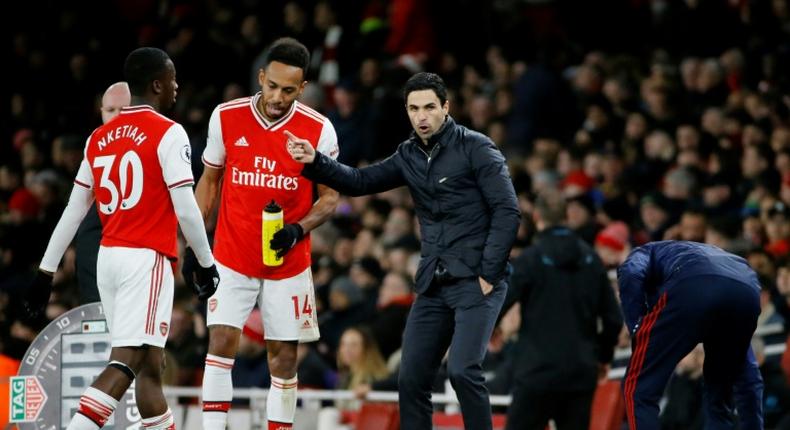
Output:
(286, 130), (406, 196)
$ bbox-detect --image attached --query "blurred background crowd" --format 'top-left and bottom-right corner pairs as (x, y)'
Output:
(3, 0), (790, 428)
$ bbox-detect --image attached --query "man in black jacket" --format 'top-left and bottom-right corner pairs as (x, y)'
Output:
(502, 192), (623, 430)
(287, 72), (520, 430)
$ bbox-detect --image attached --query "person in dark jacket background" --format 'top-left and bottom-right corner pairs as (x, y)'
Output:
(618, 241), (763, 430)
(286, 72), (520, 430)
(502, 192), (622, 430)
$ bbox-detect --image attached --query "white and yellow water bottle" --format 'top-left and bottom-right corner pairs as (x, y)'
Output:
(263, 200), (284, 266)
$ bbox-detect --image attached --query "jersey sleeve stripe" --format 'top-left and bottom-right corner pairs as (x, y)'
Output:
(74, 179), (91, 189)
(167, 178), (195, 189)
(202, 156), (224, 169)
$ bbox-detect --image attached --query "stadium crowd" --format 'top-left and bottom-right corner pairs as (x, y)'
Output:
(3, 0), (790, 428)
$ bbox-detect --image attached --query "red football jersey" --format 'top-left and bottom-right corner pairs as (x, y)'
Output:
(76, 105), (194, 259)
(202, 95), (339, 279)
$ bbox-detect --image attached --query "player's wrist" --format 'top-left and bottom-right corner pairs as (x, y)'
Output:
(38, 268), (55, 278)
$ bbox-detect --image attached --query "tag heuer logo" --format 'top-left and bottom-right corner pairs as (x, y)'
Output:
(234, 136), (249, 147)
(10, 376), (48, 422)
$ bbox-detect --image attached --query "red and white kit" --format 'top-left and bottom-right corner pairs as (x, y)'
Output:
(202, 94), (338, 341)
(76, 105), (195, 347)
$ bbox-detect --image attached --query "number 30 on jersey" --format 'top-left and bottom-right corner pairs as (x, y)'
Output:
(93, 150), (144, 215)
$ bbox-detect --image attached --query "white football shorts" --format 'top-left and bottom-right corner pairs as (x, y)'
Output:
(206, 262), (320, 343)
(96, 246), (173, 348)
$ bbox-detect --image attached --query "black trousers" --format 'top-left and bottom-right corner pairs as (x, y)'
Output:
(75, 206), (101, 304)
(398, 277), (506, 430)
(505, 387), (594, 430)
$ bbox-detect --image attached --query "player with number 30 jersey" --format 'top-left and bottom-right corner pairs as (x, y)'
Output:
(78, 105), (194, 259)
(31, 47), (216, 430)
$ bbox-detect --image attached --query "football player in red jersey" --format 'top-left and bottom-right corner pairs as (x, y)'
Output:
(186, 38), (339, 430)
(24, 47), (218, 430)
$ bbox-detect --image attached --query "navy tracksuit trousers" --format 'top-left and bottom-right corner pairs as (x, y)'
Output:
(623, 275), (764, 430)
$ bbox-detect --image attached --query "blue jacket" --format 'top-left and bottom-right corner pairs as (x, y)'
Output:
(617, 241), (759, 333)
(302, 116), (520, 293)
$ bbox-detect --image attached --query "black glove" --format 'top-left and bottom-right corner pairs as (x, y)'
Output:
(182, 247), (219, 300)
(194, 264), (220, 300)
(270, 223), (304, 258)
(23, 270), (54, 322)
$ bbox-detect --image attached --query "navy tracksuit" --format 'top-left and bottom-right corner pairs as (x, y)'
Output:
(617, 241), (763, 430)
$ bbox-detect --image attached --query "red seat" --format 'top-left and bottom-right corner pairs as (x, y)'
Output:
(589, 380), (625, 430)
(355, 402), (399, 430)
(431, 412), (508, 429)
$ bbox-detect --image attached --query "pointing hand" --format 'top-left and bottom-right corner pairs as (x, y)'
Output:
(284, 130), (316, 163)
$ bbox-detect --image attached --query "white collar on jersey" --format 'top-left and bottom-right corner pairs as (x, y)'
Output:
(120, 105), (155, 113)
(250, 92), (297, 131)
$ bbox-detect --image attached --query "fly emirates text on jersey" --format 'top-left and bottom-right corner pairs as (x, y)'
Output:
(231, 156), (299, 190)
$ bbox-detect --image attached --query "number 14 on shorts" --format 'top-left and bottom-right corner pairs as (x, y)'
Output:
(291, 295), (313, 319)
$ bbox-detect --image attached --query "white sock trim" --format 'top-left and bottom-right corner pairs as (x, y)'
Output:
(205, 353), (234, 369)
(141, 408), (173, 428)
(83, 386), (120, 408)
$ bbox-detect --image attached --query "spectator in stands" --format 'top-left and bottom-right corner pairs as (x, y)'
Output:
(757, 276), (787, 346)
(348, 256), (384, 315)
(663, 209), (707, 242)
(329, 79), (374, 167)
(166, 298), (206, 386)
(232, 308), (270, 391)
(295, 343), (337, 389)
(764, 201), (790, 258)
(319, 276), (369, 353)
(565, 193), (599, 244)
(637, 192), (672, 243)
(369, 272), (414, 359)
(501, 192), (622, 430)
(335, 326), (388, 411)
(752, 337), (790, 429)
(771, 264), (790, 329)
(594, 221), (631, 269)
